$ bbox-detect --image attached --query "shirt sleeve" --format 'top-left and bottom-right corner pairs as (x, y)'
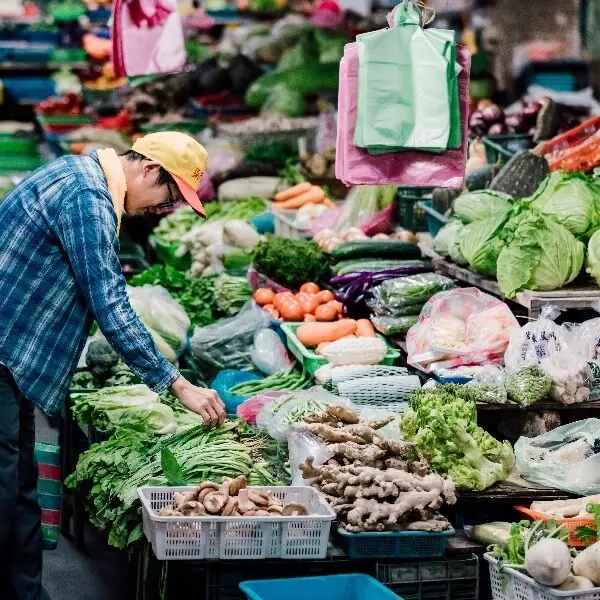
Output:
(52, 187), (180, 392)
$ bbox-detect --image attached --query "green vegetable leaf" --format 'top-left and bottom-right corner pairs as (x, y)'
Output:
(161, 448), (186, 486)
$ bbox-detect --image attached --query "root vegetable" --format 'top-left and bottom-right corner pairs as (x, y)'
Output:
(297, 320), (357, 347)
(556, 575), (595, 591)
(299, 423), (366, 444)
(275, 182), (312, 202)
(525, 538), (571, 587)
(573, 541), (600, 585)
(326, 404), (360, 424)
(356, 319), (376, 338)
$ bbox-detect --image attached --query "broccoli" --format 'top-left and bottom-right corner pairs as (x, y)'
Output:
(86, 339), (119, 383)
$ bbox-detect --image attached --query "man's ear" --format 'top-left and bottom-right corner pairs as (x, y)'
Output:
(142, 161), (162, 179)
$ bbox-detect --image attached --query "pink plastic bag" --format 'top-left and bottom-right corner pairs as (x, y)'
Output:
(237, 391), (287, 425)
(335, 42), (471, 187)
(406, 287), (520, 372)
(112, 0), (186, 77)
(247, 266), (289, 293)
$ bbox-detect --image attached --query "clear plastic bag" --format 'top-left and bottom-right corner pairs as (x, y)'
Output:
(514, 418), (600, 495)
(505, 364), (552, 407)
(127, 285), (191, 362)
(467, 366), (509, 404)
(569, 301), (600, 361)
(504, 306), (569, 372)
(540, 350), (592, 405)
(189, 302), (271, 375)
(406, 287), (520, 372)
(236, 391), (288, 426)
(464, 522), (512, 548)
(288, 429), (334, 486)
(255, 387), (350, 442)
(250, 329), (292, 375)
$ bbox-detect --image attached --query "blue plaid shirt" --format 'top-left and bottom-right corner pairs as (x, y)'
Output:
(0, 152), (179, 415)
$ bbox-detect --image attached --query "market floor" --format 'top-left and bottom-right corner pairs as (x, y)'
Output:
(36, 408), (132, 600)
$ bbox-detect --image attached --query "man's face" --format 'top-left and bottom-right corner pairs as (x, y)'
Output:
(125, 161), (184, 217)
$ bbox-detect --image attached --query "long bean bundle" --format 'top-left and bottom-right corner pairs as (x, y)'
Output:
(229, 369), (312, 395)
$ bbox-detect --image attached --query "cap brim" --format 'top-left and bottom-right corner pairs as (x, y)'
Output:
(172, 174), (206, 217)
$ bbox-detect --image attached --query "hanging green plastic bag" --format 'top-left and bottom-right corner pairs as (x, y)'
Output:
(354, 1), (460, 153)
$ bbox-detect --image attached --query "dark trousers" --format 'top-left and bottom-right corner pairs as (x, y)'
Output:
(0, 365), (44, 600)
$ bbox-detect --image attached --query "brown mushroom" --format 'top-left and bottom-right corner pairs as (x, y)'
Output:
(237, 488), (256, 514)
(173, 492), (187, 510)
(181, 501), (206, 517)
(254, 510), (270, 516)
(221, 497), (239, 517)
(247, 492), (270, 508)
(228, 475), (247, 496)
(282, 502), (308, 516)
(158, 507), (183, 517)
(203, 491), (228, 514)
(243, 510), (257, 516)
(266, 505), (284, 515)
(266, 494), (282, 507)
(197, 482), (220, 502)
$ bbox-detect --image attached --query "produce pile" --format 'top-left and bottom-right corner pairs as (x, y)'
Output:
(298, 404), (457, 532)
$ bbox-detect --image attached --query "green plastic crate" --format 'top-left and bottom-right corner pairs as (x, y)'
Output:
(281, 322), (400, 375)
(51, 48), (87, 62)
(481, 134), (533, 166)
(0, 134), (40, 154)
(0, 153), (43, 173)
(396, 187), (434, 233)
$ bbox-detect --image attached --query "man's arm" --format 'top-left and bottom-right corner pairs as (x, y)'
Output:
(53, 188), (224, 426)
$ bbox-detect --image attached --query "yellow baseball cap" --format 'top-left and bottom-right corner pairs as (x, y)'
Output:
(132, 132), (208, 216)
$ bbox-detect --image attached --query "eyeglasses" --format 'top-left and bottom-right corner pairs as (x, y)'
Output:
(156, 182), (177, 211)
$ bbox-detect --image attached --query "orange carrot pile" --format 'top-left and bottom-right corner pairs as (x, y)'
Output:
(273, 183), (332, 209)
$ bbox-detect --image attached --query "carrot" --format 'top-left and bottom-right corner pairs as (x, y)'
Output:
(356, 319), (376, 338)
(297, 319), (357, 347)
(274, 182), (312, 202)
(272, 186), (325, 210)
(315, 342), (330, 355)
(323, 198), (335, 208)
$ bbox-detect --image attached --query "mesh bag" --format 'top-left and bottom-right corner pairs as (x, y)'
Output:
(337, 375), (421, 406)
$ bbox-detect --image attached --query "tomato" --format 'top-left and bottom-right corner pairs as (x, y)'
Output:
(254, 288), (275, 306)
(303, 313), (317, 322)
(326, 300), (344, 314)
(300, 282), (320, 294)
(315, 305), (337, 321)
(299, 297), (318, 315)
(280, 301), (305, 322)
(316, 290), (335, 304)
(274, 292), (294, 312)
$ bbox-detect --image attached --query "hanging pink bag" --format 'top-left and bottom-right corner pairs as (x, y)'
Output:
(335, 42), (470, 187)
(112, 0), (186, 77)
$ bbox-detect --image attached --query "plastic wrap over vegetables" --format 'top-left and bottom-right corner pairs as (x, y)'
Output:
(514, 418), (600, 495)
(541, 351), (592, 405)
(406, 287), (520, 372)
(504, 306), (569, 372)
(127, 285), (191, 363)
(571, 302), (600, 361)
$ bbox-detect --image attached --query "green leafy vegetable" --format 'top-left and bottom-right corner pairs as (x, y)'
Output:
(86, 339), (119, 383)
(213, 274), (253, 316)
(252, 235), (328, 289)
(530, 171), (600, 239)
(454, 190), (512, 223)
(459, 213), (509, 276)
(401, 385), (515, 490)
(432, 220), (464, 258)
(496, 210), (584, 298)
(575, 503), (600, 544)
(587, 230), (600, 286)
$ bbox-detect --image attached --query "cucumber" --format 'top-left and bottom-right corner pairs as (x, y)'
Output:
(332, 240), (422, 260)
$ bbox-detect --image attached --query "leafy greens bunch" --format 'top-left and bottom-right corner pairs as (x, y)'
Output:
(401, 385), (515, 491)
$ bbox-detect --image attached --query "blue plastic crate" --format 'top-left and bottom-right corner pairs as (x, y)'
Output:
(417, 200), (448, 237)
(240, 574), (402, 600)
(334, 526), (454, 560)
(0, 42), (55, 63)
(3, 77), (56, 102)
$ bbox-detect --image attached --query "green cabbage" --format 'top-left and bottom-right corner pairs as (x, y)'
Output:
(453, 190), (512, 224)
(432, 220), (463, 258)
(587, 229), (600, 284)
(496, 211), (585, 298)
(459, 213), (509, 276)
(530, 171), (600, 239)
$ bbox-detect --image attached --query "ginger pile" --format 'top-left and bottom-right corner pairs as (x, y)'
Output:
(157, 475), (308, 517)
(298, 405), (456, 533)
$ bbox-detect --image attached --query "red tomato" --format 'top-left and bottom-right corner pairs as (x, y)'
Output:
(316, 290), (335, 304)
(300, 282), (320, 294)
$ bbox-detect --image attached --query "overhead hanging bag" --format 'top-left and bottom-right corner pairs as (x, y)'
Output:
(112, 0), (187, 77)
(354, 1), (458, 153)
(335, 40), (470, 186)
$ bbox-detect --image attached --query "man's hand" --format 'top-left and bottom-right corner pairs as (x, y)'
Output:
(170, 376), (225, 428)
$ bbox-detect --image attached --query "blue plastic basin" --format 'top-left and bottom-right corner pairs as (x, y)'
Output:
(240, 574), (402, 600)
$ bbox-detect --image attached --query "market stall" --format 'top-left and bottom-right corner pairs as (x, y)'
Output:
(5, 1), (600, 600)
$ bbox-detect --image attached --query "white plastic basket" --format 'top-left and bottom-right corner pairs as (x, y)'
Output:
(485, 553), (600, 600)
(138, 485), (335, 561)
(273, 210), (310, 240)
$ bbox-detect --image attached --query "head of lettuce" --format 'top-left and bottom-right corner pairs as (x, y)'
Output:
(0, 132), (225, 600)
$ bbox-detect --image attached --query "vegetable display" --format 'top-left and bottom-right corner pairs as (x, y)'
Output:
(298, 405), (457, 532)
(401, 386), (515, 490)
(228, 369), (312, 395)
